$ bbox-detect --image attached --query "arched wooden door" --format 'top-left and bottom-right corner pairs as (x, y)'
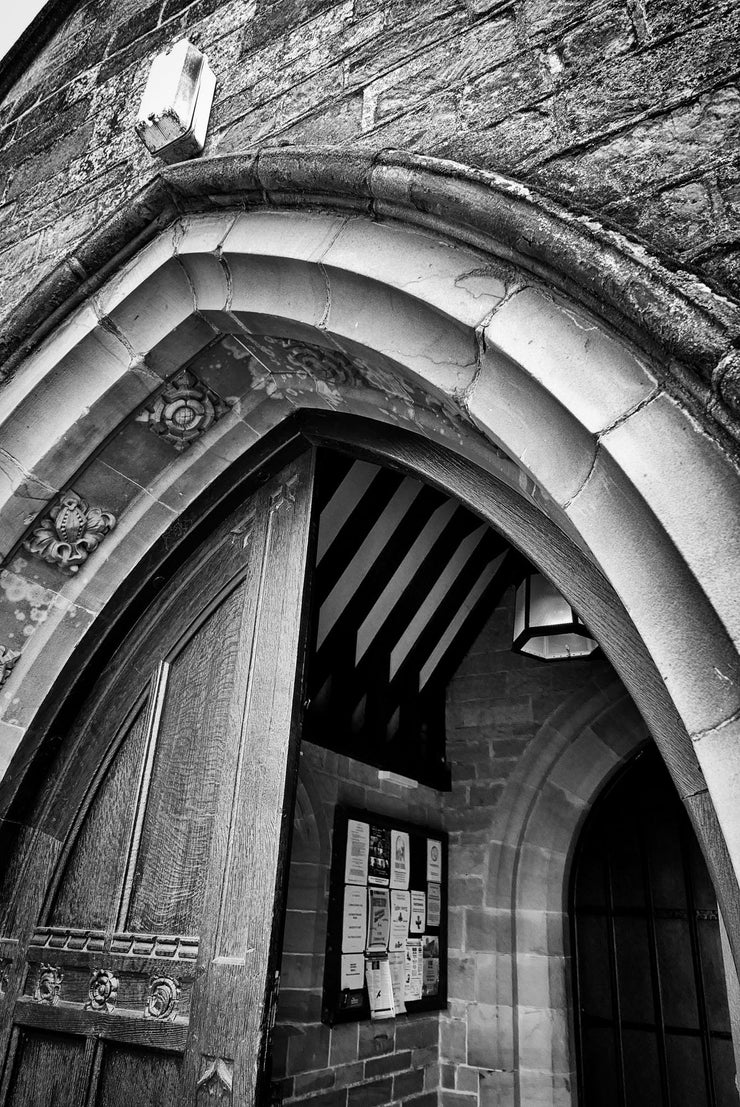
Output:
(0, 451), (316, 1105)
(572, 748), (736, 1106)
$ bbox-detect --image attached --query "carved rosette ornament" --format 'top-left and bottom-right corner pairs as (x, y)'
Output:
(145, 975), (179, 1020)
(0, 644), (20, 687)
(85, 968), (119, 1012)
(140, 368), (228, 451)
(35, 965), (63, 1004)
(23, 491), (116, 574)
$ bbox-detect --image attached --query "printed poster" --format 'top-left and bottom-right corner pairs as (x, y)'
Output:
(388, 951), (407, 1015)
(368, 825), (391, 885)
(409, 889), (426, 934)
(366, 887), (391, 952)
(366, 956), (395, 1020)
(422, 936), (440, 997)
(390, 830), (410, 889)
(404, 938), (423, 1002)
(345, 820), (369, 885)
(341, 884), (367, 953)
(426, 838), (442, 883)
(340, 953), (364, 991)
(427, 882), (441, 928)
(389, 890), (410, 952)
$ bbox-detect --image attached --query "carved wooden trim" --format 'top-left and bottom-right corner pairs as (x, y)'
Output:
(197, 1056), (233, 1104)
(33, 964), (62, 1005)
(29, 926), (199, 961)
(85, 968), (119, 1013)
(145, 976), (180, 1021)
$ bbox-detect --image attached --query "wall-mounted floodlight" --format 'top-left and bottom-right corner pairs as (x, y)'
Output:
(135, 39), (216, 163)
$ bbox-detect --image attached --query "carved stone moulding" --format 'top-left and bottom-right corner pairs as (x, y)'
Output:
(85, 967), (119, 1012)
(145, 975), (180, 1020)
(34, 964), (62, 1005)
(23, 490), (116, 574)
(139, 367), (229, 451)
(0, 644), (20, 687)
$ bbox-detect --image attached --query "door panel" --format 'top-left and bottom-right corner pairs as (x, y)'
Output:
(49, 704), (149, 930)
(0, 450), (316, 1106)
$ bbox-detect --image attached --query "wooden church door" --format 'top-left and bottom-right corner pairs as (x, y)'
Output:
(572, 748), (736, 1107)
(0, 451), (316, 1106)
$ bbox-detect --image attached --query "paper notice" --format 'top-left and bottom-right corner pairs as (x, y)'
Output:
(423, 956), (440, 997)
(340, 953), (364, 990)
(389, 890), (410, 952)
(342, 884), (367, 953)
(390, 830), (410, 889)
(366, 887), (391, 952)
(345, 820), (370, 885)
(422, 936), (440, 997)
(426, 838), (442, 883)
(427, 882), (441, 928)
(368, 825), (391, 885)
(389, 951), (407, 1015)
(409, 890), (426, 934)
(404, 938), (423, 1002)
(366, 956), (395, 1020)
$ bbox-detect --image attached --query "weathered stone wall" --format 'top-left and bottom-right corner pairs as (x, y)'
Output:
(0, 0), (739, 332)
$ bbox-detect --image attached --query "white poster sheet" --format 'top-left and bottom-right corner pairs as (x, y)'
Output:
(340, 953), (364, 991)
(404, 938), (423, 1002)
(366, 956), (395, 1020)
(342, 884), (367, 953)
(389, 890), (410, 951)
(427, 882), (441, 928)
(345, 819), (369, 885)
(426, 838), (442, 883)
(389, 951), (407, 1015)
(366, 887), (391, 952)
(390, 830), (410, 889)
(409, 889), (426, 934)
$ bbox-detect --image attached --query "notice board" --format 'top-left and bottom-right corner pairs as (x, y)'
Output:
(322, 805), (447, 1025)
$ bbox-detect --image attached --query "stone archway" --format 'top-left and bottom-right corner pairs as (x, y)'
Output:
(472, 677), (649, 1107)
(1, 149), (740, 970)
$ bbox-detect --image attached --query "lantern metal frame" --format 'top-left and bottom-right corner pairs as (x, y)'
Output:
(512, 571), (599, 661)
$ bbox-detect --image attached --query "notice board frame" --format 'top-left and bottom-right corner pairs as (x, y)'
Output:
(321, 804), (448, 1026)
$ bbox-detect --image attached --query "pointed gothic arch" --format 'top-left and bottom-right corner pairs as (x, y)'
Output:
(0, 149), (739, 986)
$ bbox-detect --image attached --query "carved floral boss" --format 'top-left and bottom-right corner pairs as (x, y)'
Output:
(23, 491), (116, 574)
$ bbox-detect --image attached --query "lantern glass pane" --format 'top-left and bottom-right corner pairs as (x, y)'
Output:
(522, 631), (599, 661)
(513, 581), (526, 640)
(529, 573), (571, 629)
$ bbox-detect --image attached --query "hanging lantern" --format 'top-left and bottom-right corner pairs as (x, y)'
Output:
(512, 572), (598, 661)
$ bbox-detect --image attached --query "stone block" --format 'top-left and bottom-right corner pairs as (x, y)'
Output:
(393, 1068), (425, 1099)
(347, 1077), (394, 1107)
(286, 1022), (332, 1076)
(330, 1023), (360, 1067)
(358, 1021), (396, 1059)
(467, 1002), (513, 1069)
(440, 1016), (467, 1063)
(364, 1050), (413, 1078)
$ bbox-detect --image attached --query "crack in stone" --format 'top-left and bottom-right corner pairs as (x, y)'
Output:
(173, 254), (199, 314)
(318, 261), (332, 329)
(692, 703), (740, 742)
(0, 449), (58, 499)
(91, 295), (137, 360)
(596, 384), (662, 439)
(561, 443), (601, 511)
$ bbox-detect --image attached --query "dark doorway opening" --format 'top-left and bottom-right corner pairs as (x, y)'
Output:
(572, 747), (736, 1106)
